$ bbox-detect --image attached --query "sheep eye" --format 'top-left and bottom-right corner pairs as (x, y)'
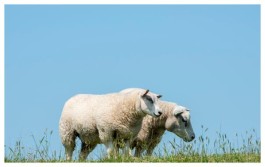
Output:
(182, 118), (188, 127)
(145, 96), (153, 103)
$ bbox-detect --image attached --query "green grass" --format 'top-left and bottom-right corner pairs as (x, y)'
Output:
(5, 127), (261, 163)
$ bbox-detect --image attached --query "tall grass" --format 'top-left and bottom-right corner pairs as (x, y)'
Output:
(5, 126), (261, 162)
(5, 129), (63, 162)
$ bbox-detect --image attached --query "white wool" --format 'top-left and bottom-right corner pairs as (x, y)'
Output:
(59, 89), (162, 160)
(131, 101), (195, 157)
(120, 88), (195, 157)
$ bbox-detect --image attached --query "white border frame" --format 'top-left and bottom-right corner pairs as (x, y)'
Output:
(1, 0), (263, 167)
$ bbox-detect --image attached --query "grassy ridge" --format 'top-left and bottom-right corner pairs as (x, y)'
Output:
(96, 153), (260, 162)
(5, 127), (261, 162)
(4, 154), (260, 163)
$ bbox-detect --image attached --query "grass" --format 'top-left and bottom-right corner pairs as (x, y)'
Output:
(4, 127), (261, 163)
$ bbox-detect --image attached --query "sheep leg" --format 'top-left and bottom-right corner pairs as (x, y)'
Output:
(65, 145), (75, 161)
(146, 146), (155, 156)
(105, 141), (116, 158)
(79, 142), (96, 161)
(122, 140), (132, 156)
(134, 146), (143, 157)
(64, 139), (76, 161)
(62, 131), (76, 161)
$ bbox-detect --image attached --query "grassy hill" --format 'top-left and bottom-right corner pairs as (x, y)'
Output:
(5, 128), (260, 163)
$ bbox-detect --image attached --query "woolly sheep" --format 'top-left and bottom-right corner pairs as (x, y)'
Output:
(59, 89), (162, 160)
(120, 88), (195, 157)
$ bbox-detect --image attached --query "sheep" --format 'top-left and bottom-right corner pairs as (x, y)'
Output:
(59, 89), (162, 160)
(120, 88), (195, 157)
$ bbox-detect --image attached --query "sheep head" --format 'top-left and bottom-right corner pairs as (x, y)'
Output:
(165, 105), (195, 142)
(140, 89), (163, 118)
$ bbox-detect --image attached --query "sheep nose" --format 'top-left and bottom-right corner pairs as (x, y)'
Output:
(191, 135), (195, 140)
(158, 111), (162, 115)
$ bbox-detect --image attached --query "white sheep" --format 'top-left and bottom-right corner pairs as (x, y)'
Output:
(120, 88), (195, 157)
(59, 89), (162, 160)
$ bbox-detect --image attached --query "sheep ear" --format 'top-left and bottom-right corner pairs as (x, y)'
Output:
(157, 95), (162, 98)
(174, 110), (183, 117)
(141, 89), (149, 97)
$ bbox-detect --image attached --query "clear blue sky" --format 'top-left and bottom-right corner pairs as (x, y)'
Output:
(5, 5), (260, 159)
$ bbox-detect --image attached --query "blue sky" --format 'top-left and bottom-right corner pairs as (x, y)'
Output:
(5, 5), (260, 159)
